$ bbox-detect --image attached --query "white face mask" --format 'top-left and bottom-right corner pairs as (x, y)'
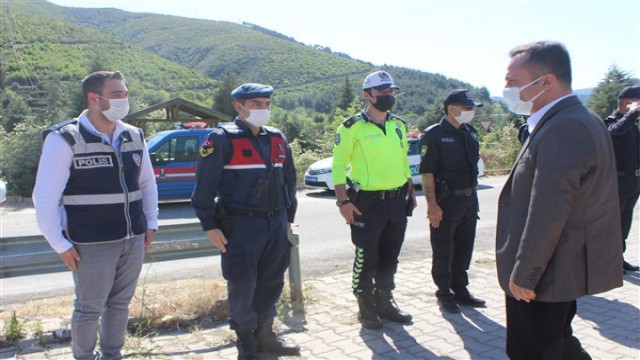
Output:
(241, 105), (270, 127)
(97, 95), (129, 122)
(455, 110), (475, 124)
(502, 76), (545, 115)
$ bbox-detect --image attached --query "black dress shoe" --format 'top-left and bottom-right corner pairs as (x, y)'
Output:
(623, 261), (640, 272)
(455, 293), (486, 308)
(437, 297), (460, 313)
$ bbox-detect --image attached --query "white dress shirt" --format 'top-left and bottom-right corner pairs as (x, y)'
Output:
(526, 93), (575, 133)
(32, 111), (158, 253)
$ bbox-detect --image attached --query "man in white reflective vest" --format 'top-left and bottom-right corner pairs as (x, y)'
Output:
(33, 71), (158, 360)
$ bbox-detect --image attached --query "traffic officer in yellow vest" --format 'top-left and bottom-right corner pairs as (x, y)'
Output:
(192, 83), (299, 360)
(33, 71), (158, 360)
(332, 70), (416, 330)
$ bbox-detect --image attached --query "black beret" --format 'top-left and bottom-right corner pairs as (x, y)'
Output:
(618, 86), (640, 99)
(231, 83), (274, 100)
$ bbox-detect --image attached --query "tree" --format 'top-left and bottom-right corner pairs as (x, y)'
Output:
(588, 65), (636, 118)
(336, 75), (355, 110)
(1, 91), (32, 132)
(0, 119), (47, 197)
(212, 70), (239, 118)
(44, 73), (66, 124)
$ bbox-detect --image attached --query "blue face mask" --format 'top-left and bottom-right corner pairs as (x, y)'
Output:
(502, 77), (545, 115)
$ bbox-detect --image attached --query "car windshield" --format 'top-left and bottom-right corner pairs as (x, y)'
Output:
(146, 132), (169, 149)
(407, 139), (419, 156)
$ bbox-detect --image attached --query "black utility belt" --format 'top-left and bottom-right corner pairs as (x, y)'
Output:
(445, 187), (476, 197)
(227, 208), (280, 217)
(618, 169), (640, 177)
(357, 185), (406, 200)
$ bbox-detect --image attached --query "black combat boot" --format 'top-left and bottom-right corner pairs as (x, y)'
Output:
(235, 330), (258, 360)
(255, 320), (300, 355)
(357, 292), (383, 330)
(374, 289), (413, 323)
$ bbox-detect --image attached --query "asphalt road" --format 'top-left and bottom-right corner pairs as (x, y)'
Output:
(0, 175), (507, 306)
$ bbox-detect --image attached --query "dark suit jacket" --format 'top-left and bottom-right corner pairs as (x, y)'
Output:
(496, 95), (623, 302)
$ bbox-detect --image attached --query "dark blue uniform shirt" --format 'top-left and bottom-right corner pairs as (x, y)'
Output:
(419, 117), (480, 189)
(191, 119), (297, 231)
(604, 109), (640, 174)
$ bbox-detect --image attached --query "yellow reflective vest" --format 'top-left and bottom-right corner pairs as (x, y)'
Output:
(332, 112), (411, 191)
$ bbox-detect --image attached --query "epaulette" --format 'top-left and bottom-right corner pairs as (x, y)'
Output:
(342, 115), (361, 128)
(423, 122), (440, 134)
(263, 125), (282, 135)
(41, 119), (78, 142)
(388, 113), (407, 123)
(217, 122), (241, 134)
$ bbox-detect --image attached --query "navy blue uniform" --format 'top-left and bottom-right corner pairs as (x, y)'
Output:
(604, 109), (640, 251)
(191, 118), (297, 331)
(419, 117), (480, 297)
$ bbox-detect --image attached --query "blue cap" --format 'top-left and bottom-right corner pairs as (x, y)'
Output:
(231, 83), (274, 100)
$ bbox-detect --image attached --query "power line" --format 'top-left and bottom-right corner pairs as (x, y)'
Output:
(3, 6), (35, 87)
(9, 8), (39, 84)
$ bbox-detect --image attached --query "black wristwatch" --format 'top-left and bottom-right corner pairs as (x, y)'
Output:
(336, 199), (351, 207)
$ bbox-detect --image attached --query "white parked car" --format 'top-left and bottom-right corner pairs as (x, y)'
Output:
(0, 176), (6, 204)
(304, 137), (484, 191)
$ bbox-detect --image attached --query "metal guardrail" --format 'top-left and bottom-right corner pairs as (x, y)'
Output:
(0, 223), (216, 278)
(0, 223), (304, 300)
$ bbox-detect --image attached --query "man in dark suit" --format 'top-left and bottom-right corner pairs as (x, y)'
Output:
(496, 41), (623, 359)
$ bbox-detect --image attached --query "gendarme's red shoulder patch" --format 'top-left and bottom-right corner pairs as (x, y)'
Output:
(199, 139), (215, 158)
(203, 139), (214, 147)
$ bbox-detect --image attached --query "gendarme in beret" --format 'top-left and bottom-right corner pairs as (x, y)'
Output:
(231, 83), (274, 100)
(618, 85), (640, 99)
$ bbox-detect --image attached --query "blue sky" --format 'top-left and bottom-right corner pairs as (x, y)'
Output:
(48, 0), (640, 97)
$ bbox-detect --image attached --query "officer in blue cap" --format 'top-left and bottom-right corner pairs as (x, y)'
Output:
(192, 83), (299, 359)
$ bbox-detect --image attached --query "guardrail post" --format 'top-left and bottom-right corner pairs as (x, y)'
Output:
(288, 232), (303, 302)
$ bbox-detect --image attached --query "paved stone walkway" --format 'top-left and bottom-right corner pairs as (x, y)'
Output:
(4, 245), (639, 359)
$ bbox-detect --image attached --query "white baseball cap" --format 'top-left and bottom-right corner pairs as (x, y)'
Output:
(362, 70), (399, 90)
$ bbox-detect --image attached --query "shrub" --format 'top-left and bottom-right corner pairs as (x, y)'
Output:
(480, 124), (520, 170)
(1, 311), (25, 346)
(0, 120), (48, 197)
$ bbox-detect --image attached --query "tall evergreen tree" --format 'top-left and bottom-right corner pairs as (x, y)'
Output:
(213, 70), (239, 118)
(337, 76), (355, 110)
(44, 73), (66, 124)
(588, 65), (636, 118)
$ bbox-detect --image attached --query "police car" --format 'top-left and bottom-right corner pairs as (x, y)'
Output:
(304, 135), (484, 191)
(146, 123), (211, 200)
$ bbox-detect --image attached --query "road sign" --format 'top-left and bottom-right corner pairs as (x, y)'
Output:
(479, 120), (493, 132)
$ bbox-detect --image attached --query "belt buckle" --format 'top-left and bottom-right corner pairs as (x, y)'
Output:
(636, 169), (640, 176)
(379, 191), (386, 200)
(465, 188), (473, 196)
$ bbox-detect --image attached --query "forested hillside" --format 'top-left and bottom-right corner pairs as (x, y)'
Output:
(2, 0), (500, 126)
(0, 0), (517, 197)
(1, 1), (218, 130)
